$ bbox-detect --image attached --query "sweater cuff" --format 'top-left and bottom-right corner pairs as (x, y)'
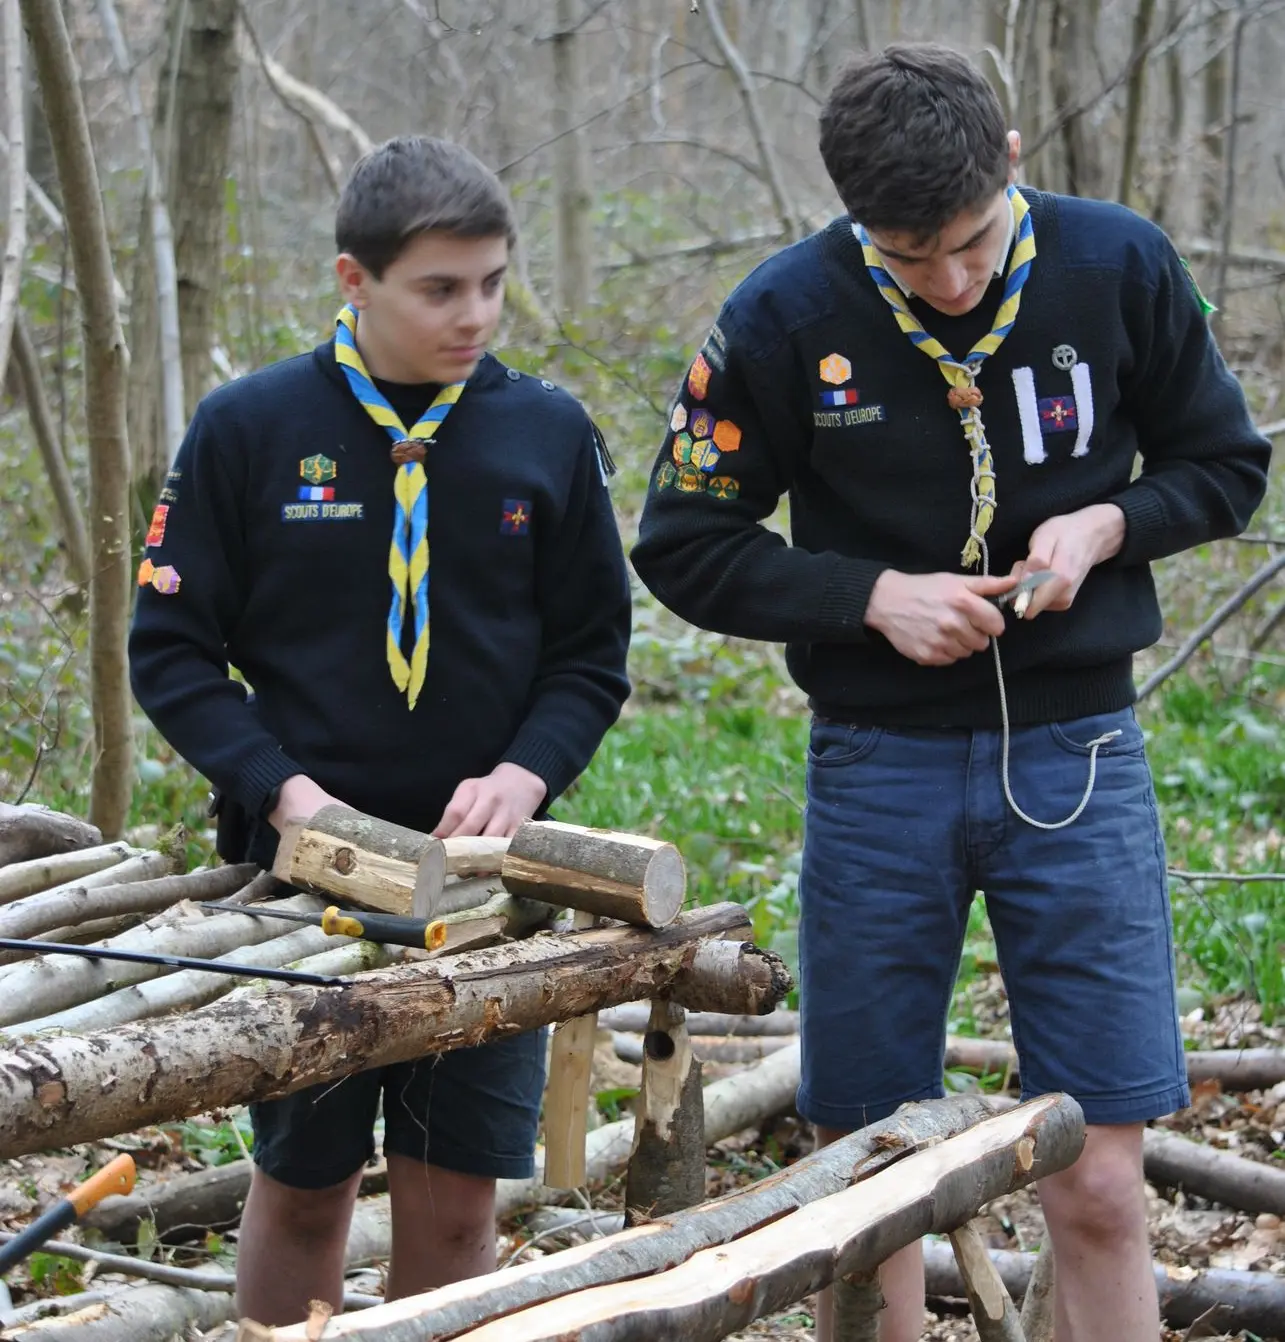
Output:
(500, 732), (577, 807)
(817, 557), (890, 640)
(232, 744), (307, 820)
(1105, 485), (1168, 567)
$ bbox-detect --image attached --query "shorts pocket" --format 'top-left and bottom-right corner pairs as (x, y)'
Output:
(807, 718), (883, 767)
(1048, 707), (1146, 758)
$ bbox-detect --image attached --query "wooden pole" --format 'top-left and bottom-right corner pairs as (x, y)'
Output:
(949, 1218), (1027, 1340)
(542, 910), (598, 1189)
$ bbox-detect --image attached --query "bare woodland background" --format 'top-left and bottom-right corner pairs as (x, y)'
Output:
(0, 0), (1282, 836)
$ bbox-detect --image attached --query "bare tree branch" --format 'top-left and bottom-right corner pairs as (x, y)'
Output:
(0, 0), (27, 399)
(1137, 552), (1285, 699)
(1167, 869), (1284, 885)
(701, 0), (805, 243)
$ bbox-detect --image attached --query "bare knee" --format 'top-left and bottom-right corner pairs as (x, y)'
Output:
(1040, 1125), (1146, 1246)
(246, 1166), (361, 1247)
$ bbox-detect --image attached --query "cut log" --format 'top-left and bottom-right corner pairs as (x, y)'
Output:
(291, 1094), (1083, 1342)
(0, 842), (137, 904)
(0, 893), (324, 1027)
(0, 904), (764, 1158)
(664, 936), (793, 1015)
(322, 1092), (1014, 1334)
(613, 1031), (793, 1065)
(0, 863), (256, 940)
(599, 1005), (799, 1036)
(921, 1240), (1285, 1338)
(499, 820), (686, 928)
(1018, 1241), (1055, 1342)
(542, 910), (598, 1189)
(272, 805), (444, 917)
(948, 1219), (1025, 1341)
(1, 1283), (237, 1339)
(0, 803), (102, 867)
(624, 1000), (705, 1222)
(1142, 1126), (1285, 1216)
(440, 835), (511, 877)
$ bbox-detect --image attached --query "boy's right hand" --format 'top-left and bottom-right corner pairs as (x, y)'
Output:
(864, 570), (1016, 666)
(267, 774), (349, 834)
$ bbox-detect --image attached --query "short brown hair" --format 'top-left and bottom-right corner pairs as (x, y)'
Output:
(335, 136), (516, 277)
(818, 44), (1009, 240)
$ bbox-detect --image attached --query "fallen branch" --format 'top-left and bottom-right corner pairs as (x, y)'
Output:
(0, 905), (776, 1157)
(276, 1093), (1057, 1340)
(1142, 1126), (1285, 1216)
(0, 1226), (233, 1291)
(613, 1031), (794, 1065)
(0, 842), (139, 904)
(0, 863), (255, 940)
(599, 1005), (799, 1036)
(921, 1239), (1285, 1337)
(1, 1283), (238, 1339)
(0, 804), (101, 868)
(305, 1096), (1083, 1341)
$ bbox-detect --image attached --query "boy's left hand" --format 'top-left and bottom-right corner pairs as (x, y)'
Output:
(433, 762), (548, 839)
(1012, 503), (1126, 619)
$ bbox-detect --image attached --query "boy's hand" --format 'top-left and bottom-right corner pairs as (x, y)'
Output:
(865, 570), (1016, 666)
(433, 763), (548, 839)
(1013, 504), (1126, 619)
(267, 774), (349, 835)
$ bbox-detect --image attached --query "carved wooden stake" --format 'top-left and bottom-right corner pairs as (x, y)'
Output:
(542, 909), (599, 1189)
(948, 1218), (1026, 1341)
(624, 998), (705, 1223)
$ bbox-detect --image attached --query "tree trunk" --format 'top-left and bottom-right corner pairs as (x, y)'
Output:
(0, 804), (101, 868)
(550, 0), (593, 315)
(19, 0), (133, 839)
(0, 904), (773, 1157)
(1200, 5), (1228, 239)
(294, 1096), (1083, 1342)
(1117, 0), (1158, 206)
(0, 0), (27, 398)
(282, 1093), (1022, 1340)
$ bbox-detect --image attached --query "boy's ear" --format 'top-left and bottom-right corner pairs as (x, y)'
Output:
(1006, 130), (1021, 182)
(336, 252), (372, 307)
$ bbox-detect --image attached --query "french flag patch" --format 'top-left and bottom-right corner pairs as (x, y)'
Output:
(820, 388), (859, 406)
(298, 486), (335, 501)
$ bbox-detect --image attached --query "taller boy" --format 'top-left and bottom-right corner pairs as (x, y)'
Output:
(130, 138), (631, 1325)
(633, 44), (1270, 1342)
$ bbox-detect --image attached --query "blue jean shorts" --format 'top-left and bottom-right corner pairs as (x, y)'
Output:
(797, 707), (1189, 1131)
(251, 1029), (548, 1189)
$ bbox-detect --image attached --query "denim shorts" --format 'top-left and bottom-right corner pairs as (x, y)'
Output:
(250, 1029), (548, 1189)
(797, 707), (1189, 1130)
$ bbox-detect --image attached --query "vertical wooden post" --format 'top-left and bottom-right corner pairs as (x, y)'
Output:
(1019, 1237), (1056, 1341)
(624, 999), (705, 1223)
(832, 1268), (884, 1340)
(542, 909), (598, 1189)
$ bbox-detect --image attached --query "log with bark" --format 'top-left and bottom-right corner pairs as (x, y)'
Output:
(599, 1004), (799, 1036)
(2, 1283), (238, 1339)
(613, 1031), (793, 1065)
(272, 1094), (1084, 1341)
(0, 842), (139, 904)
(921, 1240), (1285, 1338)
(0, 863), (255, 940)
(1142, 1126), (1285, 1216)
(0, 804), (102, 867)
(0, 904), (789, 1158)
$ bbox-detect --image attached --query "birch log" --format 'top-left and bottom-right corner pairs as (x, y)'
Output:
(600, 1005), (799, 1036)
(0, 804), (101, 868)
(0, 893), (324, 1026)
(0, 842), (138, 904)
(2, 1283), (237, 1340)
(278, 1095), (1083, 1341)
(500, 821), (686, 928)
(624, 1000), (704, 1221)
(0, 904), (769, 1157)
(0, 863), (255, 939)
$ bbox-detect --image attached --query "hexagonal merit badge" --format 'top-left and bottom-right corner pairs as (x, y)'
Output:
(691, 439), (721, 473)
(689, 408), (716, 440)
(819, 353), (852, 386)
(712, 419), (742, 453)
(670, 402), (688, 433)
(300, 454), (337, 485)
(672, 432), (695, 466)
(687, 354), (712, 400)
(708, 476), (740, 500)
(656, 461), (678, 490)
(676, 465), (704, 493)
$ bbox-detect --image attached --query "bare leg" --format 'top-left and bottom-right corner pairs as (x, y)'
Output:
(813, 1124), (925, 1342)
(385, 1152), (498, 1300)
(235, 1165), (362, 1326)
(1037, 1123), (1159, 1342)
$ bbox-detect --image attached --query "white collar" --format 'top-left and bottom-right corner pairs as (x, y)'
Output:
(852, 198), (1016, 299)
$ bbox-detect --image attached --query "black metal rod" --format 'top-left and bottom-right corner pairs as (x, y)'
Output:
(0, 939), (343, 986)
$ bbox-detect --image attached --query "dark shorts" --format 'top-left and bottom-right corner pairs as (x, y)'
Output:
(797, 707), (1189, 1131)
(250, 1029), (548, 1189)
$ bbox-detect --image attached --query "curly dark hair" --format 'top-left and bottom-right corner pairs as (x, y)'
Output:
(818, 44), (1010, 241)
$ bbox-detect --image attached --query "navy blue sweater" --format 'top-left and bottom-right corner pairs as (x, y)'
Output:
(632, 191), (1271, 727)
(130, 342), (632, 835)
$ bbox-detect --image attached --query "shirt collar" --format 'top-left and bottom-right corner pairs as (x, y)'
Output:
(852, 199), (1016, 299)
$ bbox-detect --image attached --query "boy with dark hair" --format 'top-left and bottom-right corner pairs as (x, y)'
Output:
(632, 43), (1269, 1342)
(130, 135), (631, 1326)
